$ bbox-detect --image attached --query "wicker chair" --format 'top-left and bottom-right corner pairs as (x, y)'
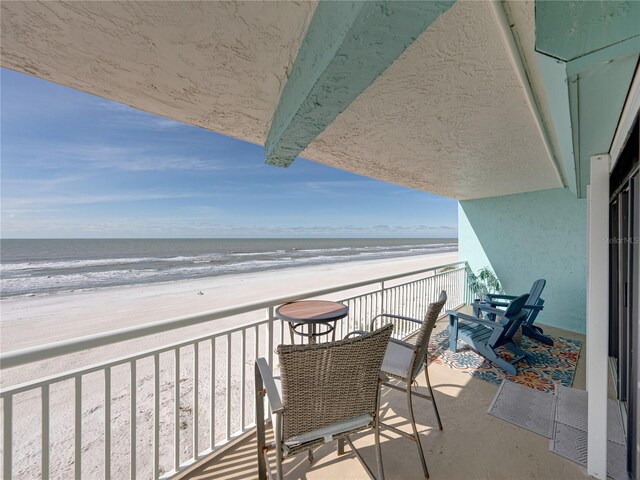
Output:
(255, 324), (393, 480)
(347, 290), (447, 479)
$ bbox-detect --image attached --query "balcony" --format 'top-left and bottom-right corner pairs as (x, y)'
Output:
(0, 262), (587, 479)
(189, 318), (587, 480)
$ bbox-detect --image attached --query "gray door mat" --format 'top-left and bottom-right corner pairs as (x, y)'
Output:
(552, 386), (626, 445)
(487, 379), (557, 437)
(554, 384), (587, 430)
(550, 385), (628, 480)
(486, 381), (629, 480)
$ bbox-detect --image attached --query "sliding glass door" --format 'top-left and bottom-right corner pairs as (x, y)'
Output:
(609, 116), (638, 479)
(631, 172), (639, 480)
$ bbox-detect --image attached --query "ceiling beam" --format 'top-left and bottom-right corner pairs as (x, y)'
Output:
(264, 0), (455, 168)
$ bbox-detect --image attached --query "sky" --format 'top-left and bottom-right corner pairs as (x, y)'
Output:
(1, 68), (457, 238)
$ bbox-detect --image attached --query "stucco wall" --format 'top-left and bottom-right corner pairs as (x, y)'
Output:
(458, 187), (587, 333)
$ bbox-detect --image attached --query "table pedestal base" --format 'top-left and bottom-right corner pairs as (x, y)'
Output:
(287, 321), (336, 344)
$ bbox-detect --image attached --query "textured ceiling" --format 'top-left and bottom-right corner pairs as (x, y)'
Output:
(1, 1), (563, 200)
(1, 1), (316, 146)
(301, 1), (563, 200)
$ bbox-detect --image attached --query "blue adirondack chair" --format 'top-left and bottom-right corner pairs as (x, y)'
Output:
(477, 279), (552, 346)
(446, 294), (534, 375)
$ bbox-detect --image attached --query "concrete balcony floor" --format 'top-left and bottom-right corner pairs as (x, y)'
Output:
(187, 317), (588, 480)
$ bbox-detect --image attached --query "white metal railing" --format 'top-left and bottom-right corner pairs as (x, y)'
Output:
(0, 261), (471, 479)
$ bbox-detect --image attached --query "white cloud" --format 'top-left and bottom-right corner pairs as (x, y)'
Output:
(2, 192), (198, 208)
(96, 101), (188, 131)
(1, 208), (458, 238)
(60, 144), (226, 171)
(2, 176), (84, 188)
(10, 142), (250, 172)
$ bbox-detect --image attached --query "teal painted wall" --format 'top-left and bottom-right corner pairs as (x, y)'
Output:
(458, 188), (587, 333)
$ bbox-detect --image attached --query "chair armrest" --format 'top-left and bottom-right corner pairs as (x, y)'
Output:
(485, 294), (516, 300)
(472, 301), (508, 311)
(343, 329), (367, 339)
(483, 301), (510, 308)
(370, 313), (421, 331)
(469, 305), (507, 317)
(447, 310), (502, 330)
(347, 330), (415, 351)
(389, 337), (416, 350)
(255, 358), (283, 413)
(475, 301), (542, 314)
(524, 304), (544, 311)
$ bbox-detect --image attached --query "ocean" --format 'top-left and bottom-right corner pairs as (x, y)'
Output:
(0, 238), (457, 298)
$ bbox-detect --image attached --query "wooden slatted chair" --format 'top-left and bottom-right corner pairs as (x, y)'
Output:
(446, 293), (533, 376)
(479, 279), (551, 345)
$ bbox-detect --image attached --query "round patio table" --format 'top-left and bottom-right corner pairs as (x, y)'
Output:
(275, 300), (349, 344)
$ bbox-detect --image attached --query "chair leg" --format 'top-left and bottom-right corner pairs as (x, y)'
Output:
(337, 437), (345, 455)
(479, 345), (517, 376)
(423, 367), (443, 431)
(255, 366), (268, 480)
(374, 414), (385, 480)
(505, 341), (535, 364)
(448, 320), (458, 353)
(274, 414), (284, 480)
(522, 325), (554, 346)
(257, 435), (267, 480)
(407, 383), (429, 478)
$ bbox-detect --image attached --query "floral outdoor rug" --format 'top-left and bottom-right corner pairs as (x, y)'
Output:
(427, 329), (582, 393)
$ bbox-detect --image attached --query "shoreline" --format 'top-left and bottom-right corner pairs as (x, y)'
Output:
(0, 238), (458, 299)
(1, 251), (458, 348)
(0, 247), (457, 301)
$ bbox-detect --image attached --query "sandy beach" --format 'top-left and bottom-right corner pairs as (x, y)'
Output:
(2, 251), (458, 371)
(1, 252), (458, 479)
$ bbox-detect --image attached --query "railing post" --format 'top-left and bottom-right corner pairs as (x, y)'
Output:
(42, 385), (49, 480)
(209, 338), (216, 452)
(3, 395), (12, 480)
(193, 342), (200, 461)
(174, 348), (181, 470)
(267, 307), (275, 369)
(75, 376), (82, 480)
(153, 354), (160, 480)
(104, 367), (111, 480)
(464, 263), (473, 305)
(130, 361), (137, 480)
(255, 364), (267, 480)
(240, 331), (245, 430)
(225, 335), (231, 441)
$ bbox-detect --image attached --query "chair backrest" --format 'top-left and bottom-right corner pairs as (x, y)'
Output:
(501, 293), (530, 341)
(277, 324), (393, 442)
(528, 279), (546, 306)
(503, 293), (529, 318)
(411, 290), (447, 378)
